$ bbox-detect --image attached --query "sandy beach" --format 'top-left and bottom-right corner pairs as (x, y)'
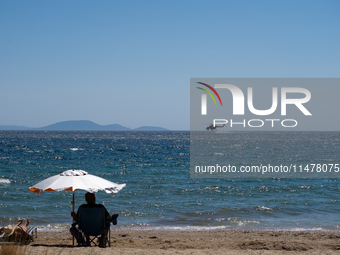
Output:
(2, 229), (340, 254)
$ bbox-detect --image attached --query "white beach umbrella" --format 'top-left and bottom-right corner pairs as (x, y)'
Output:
(28, 169), (126, 212)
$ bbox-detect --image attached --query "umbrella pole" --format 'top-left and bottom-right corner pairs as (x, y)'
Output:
(72, 191), (75, 213)
(72, 191), (75, 246)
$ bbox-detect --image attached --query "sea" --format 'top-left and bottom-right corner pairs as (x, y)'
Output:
(1, 131), (340, 232)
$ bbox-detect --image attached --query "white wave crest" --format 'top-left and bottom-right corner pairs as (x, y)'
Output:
(0, 179), (10, 184)
(258, 206), (273, 211)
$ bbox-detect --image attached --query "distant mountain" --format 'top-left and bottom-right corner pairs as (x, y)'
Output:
(0, 120), (169, 131)
(36, 120), (130, 131)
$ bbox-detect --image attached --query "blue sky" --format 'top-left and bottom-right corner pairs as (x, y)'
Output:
(1, 0), (339, 130)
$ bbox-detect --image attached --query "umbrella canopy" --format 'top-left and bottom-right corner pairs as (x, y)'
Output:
(28, 170), (126, 194)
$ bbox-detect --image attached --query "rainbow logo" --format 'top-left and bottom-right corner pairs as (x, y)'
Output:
(196, 82), (223, 106)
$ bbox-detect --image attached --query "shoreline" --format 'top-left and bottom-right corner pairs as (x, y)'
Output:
(35, 226), (340, 232)
(4, 229), (340, 254)
(32, 224), (340, 233)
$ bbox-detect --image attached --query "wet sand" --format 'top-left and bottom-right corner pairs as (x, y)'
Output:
(2, 229), (340, 254)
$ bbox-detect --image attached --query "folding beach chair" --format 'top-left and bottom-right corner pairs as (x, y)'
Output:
(26, 227), (38, 241)
(77, 207), (111, 247)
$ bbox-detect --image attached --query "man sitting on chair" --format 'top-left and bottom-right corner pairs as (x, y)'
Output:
(71, 192), (111, 247)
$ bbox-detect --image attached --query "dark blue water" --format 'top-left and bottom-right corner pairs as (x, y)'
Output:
(1, 131), (340, 232)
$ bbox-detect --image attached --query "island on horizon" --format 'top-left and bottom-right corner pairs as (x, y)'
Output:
(0, 120), (170, 131)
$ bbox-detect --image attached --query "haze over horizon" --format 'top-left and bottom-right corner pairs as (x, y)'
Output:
(1, 1), (339, 130)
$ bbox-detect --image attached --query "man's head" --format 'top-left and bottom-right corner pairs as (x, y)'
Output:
(85, 192), (96, 204)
